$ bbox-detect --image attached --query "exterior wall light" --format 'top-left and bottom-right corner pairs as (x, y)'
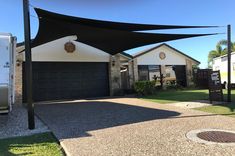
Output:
(16, 59), (22, 66)
(111, 56), (116, 66)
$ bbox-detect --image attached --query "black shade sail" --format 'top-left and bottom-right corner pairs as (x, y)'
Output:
(33, 8), (218, 55)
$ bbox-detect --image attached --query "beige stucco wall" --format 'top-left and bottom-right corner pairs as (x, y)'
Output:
(15, 53), (23, 104)
(20, 36), (110, 62)
(128, 60), (134, 88)
(133, 58), (139, 82)
(186, 59), (193, 86)
(136, 45), (187, 65)
(160, 65), (167, 89)
(109, 54), (121, 96)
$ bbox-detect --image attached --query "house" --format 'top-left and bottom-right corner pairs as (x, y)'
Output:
(130, 43), (200, 87)
(212, 52), (235, 84)
(16, 36), (132, 102)
(15, 37), (199, 103)
(14, 8), (218, 104)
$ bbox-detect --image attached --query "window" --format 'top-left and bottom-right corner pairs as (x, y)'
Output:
(221, 56), (227, 62)
(233, 63), (235, 71)
(138, 65), (149, 81)
(148, 65), (159, 72)
(138, 65), (161, 81)
(148, 65), (160, 81)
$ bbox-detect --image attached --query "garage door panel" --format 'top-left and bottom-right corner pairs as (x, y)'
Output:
(23, 62), (109, 102)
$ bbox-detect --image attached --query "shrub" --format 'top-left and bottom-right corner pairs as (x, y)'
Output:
(165, 83), (183, 90)
(134, 81), (155, 95)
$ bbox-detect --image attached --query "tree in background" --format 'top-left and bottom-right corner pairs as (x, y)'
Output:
(218, 39), (235, 53)
(208, 39), (235, 68)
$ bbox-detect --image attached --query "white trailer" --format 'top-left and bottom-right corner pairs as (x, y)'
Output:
(212, 52), (235, 84)
(0, 33), (16, 113)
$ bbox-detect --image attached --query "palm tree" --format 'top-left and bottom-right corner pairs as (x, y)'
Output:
(208, 41), (224, 67)
(208, 39), (235, 68)
(217, 39), (235, 53)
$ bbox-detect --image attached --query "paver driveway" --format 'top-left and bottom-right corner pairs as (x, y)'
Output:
(35, 98), (235, 156)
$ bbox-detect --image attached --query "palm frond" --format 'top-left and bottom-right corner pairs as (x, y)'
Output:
(217, 39), (228, 46)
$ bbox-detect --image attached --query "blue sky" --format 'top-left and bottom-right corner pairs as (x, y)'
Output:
(1, 0), (234, 68)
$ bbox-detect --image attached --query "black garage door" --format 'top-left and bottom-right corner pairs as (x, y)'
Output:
(23, 62), (109, 102)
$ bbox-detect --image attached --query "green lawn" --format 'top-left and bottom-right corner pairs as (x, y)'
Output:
(0, 133), (64, 156)
(143, 89), (235, 118)
(143, 89), (235, 104)
(195, 103), (235, 118)
(143, 89), (209, 104)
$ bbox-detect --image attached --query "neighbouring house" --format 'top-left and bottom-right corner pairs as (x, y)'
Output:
(15, 38), (199, 103)
(212, 52), (235, 85)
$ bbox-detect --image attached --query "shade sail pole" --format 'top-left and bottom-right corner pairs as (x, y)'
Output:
(227, 25), (231, 102)
(23, 0), (35, 129)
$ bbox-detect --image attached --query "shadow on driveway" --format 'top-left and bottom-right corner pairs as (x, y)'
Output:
(35, 101), (180, 139)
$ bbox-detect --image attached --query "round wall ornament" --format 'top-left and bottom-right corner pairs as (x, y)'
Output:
(64, 41), (76, 53)
(159, 52), (166, 60)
